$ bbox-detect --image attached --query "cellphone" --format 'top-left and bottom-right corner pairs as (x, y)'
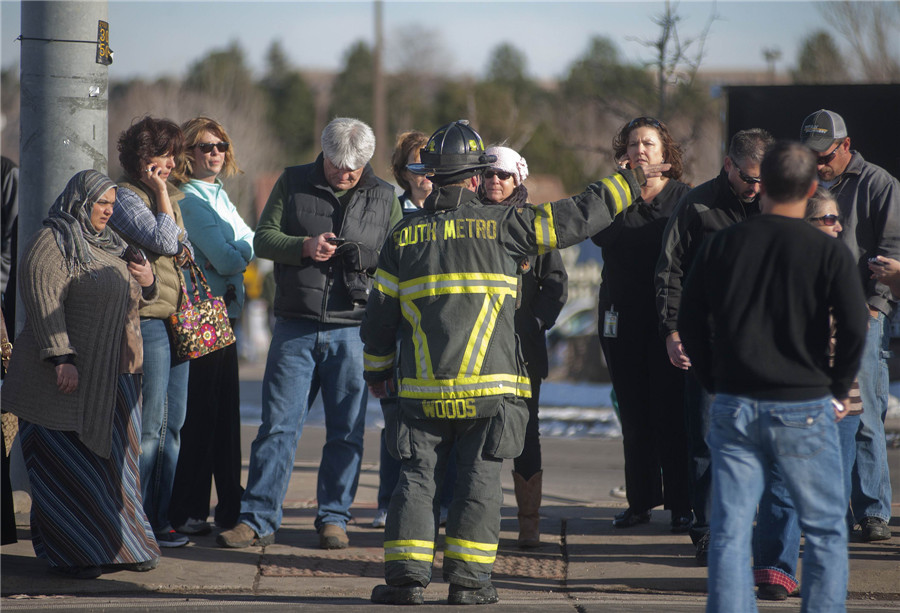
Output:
(120, 245), (146, 264)
(869, 257), (885, 266)
(327, 237), (346, 245)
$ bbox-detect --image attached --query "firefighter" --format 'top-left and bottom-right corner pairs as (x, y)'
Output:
(362, 120), (669, 605)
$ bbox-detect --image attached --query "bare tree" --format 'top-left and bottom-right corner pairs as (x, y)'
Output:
(820, 1), (900, 83)
(628, 0), (719, 119)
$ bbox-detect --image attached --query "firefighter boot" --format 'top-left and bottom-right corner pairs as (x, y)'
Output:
(513, 470), (542, 548)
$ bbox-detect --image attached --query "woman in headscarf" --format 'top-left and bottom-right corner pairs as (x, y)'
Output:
(478, 145), (568, 548)
(3, 170), (160, 579)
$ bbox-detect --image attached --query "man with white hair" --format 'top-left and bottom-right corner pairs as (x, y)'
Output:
(218, 118), (401, 550)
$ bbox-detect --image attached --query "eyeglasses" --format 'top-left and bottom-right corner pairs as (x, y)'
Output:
(809, 214), (842, 226)
(734, 163), (761, 185)
(626, 116), (662, 131)
(817, 144), (840, 165)
(196, 142), (229, 154)
(484, 169), (513, 181)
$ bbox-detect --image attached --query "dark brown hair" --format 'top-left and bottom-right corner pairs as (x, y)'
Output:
(612, 117), (683, 181)
(117, 116), (185, 179)
(391, 130), (429, 193)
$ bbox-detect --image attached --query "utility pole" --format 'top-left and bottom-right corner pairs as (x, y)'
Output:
(19, 0), (110, 287)
(12, 0), (110, 497)
(372, 0), (387, 177)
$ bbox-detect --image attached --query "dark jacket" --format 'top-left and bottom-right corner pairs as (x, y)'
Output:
(594, 179), (691, 315)
(362, 167), (642, 421)
(516, 252), (567, 380)
(828, 151), (900, 316)
(655, 169), (759, 338)
(254, 154), (399, 325)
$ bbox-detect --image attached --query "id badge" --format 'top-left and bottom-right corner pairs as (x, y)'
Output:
(603, 309), (619, 338)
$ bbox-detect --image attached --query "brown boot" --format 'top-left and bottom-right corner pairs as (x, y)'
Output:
(512, 470), (542, 548)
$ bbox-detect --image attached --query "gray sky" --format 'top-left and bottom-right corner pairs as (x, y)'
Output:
(1, 1), (852, 81)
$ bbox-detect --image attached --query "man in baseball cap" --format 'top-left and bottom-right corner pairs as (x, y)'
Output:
(800, 108), (900, 544)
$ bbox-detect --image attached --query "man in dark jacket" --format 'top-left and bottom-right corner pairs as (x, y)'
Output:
(678, 141), (868, 613)
(654, 128), (774, 563)
(217, 118), (401, 551)
(363, 120), (668, 606)
(800, 109), (899, 543)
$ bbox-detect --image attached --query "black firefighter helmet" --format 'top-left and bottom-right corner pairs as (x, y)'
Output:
(408, 120), (496, 185)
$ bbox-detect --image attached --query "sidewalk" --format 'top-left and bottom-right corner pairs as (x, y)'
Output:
(2, 419), (898, 611)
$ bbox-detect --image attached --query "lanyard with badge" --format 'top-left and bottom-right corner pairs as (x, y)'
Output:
(603, 305), (618, 338)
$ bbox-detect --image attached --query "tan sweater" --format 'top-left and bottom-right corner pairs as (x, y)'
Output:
(2, 229), (156, 458)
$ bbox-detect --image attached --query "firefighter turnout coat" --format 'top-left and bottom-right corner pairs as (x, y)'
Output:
(360, 170), (641, 589)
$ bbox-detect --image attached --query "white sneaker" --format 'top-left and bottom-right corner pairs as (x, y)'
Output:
(372, 508), (388, 528)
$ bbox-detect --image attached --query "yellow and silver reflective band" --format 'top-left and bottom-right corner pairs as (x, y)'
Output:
(384, 539), (435, 562)
(401, 298), (433, 381)
(363, 350), (395, 374)
(459, 293), (505, 378)
(444, 537), (498, 564)
(401, 373), (532, 399)
(532, 202), (558, 255)
(374, 268), (399, 298)
(399, 273), (518, 300)
(600, 173), (633, 216)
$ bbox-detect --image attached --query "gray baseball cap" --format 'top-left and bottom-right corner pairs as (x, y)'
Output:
(800, 109), (847, 152)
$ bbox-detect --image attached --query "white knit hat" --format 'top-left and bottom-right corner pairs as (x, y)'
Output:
(484, 146), (529, 185)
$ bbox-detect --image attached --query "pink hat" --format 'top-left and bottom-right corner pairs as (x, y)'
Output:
(484, 146), (529, 185)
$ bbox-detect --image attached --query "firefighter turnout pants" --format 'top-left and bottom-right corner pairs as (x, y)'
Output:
(382, 405), (526, 589)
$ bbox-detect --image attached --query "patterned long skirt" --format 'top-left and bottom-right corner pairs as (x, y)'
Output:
(20, 374), (160, 567)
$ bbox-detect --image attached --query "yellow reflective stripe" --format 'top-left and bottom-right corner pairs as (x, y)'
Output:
(399, 273), (517, 300)
(600, 173), (632, 216)
(401, 299), (433, 381)
(444, 536), (497, 564)
(532, 202), (558, 255)
(459, 293), (504, 378)
(384, 539), (435, 563)
(400, 374), (531, 399)
(385, 552), (434, 562)
(363, 351), (395, 373)
(374, 269), (399, 298)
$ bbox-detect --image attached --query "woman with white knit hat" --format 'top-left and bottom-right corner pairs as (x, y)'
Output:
(478, 146), (568, 548)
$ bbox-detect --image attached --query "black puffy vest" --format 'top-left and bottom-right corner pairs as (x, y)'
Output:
(274, 156), (395, 324)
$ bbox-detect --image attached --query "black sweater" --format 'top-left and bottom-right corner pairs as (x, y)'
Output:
(678, 214), (868, 401)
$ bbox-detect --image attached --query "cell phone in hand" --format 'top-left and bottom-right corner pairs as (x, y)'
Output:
(120, 245), (146, 264)
(327, 237), (346, 245)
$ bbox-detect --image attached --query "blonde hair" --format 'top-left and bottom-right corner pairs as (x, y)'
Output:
(172, 116), (242, 184)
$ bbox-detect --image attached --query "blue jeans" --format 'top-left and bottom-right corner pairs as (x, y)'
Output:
(707, 394), (847, 613)
(751, 411), (860, 588)
(851, 313), (892, 523)
(139, 318), (189, 533)
(239, 317), (367, 536)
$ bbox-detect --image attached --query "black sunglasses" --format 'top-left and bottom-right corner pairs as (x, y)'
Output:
(817, 144), (840, 165)
(734, 163), (761, 185)
(196, 142), (229, 154)
(810, 214), (842, 226)
(626, 116), (662, 131)
(484, 169), (513, 181)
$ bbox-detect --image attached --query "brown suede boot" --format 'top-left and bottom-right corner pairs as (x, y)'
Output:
(512, 470), (542, 548)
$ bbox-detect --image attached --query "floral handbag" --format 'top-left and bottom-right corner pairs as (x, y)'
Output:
(165, 258), (235, 361)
